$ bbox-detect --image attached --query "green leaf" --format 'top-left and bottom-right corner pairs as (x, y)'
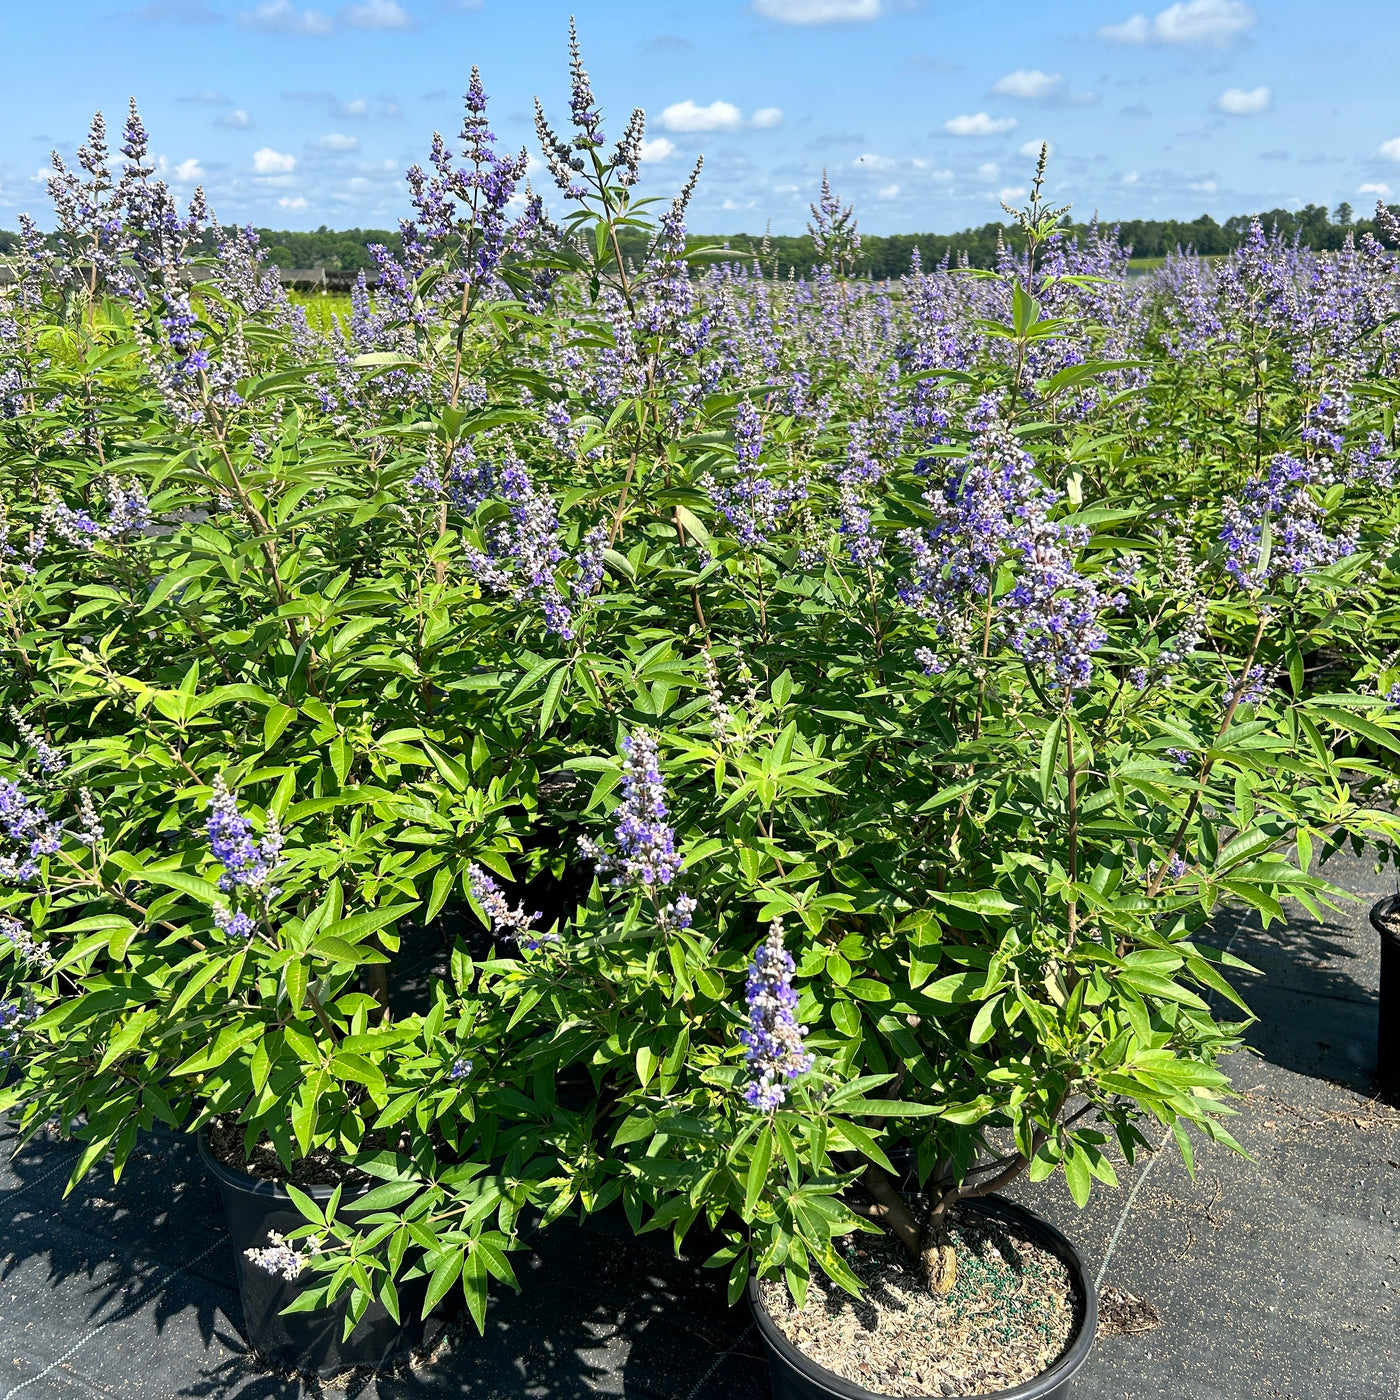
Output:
(264, 704), (296, 749)
(460, 1251), (488, 1334)
(826, 1117), (894, 1173)
(1062, 1147), (1092, 1208)
(329, 735), (352, 785)
(318, 904), (418, 944)
(744, 1125), (773, 1219)
(426, 865), (454, 923)
(538, 663), (567, 736)
(286, 957), (309, 1013)
(144, 870), (223, 905)
(726, 1250), (750, 1307)
(424, 1250), (464, 1316)
(285, 1183), (325, 1226)
(968, 995), (1000, 1046)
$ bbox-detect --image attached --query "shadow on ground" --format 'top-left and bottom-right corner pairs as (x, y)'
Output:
(1201, 848), (1389, 1093)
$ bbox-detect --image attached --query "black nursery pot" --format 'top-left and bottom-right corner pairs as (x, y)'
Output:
(198, 1132), (450, 1377)
(747, 1196), (1097, 1400)
(1369, 895), (1400, 1094)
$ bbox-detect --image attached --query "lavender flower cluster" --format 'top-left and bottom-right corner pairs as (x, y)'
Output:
(467, 862), (548, 949)
(425, 446), (604, 639)
(0, 916), (54, 972)
(740, 919), (812, 1112)
(0, 997), (33, 1068)
(244, 1230), (324, 1282)
(580, 730), (684, 892)
(898, 402), (1108, 688)
(703, 402), (808, 550)
(1219, 453), (1357, 590)
(0, 780), (63, 884)
(204, 777), (282, 894)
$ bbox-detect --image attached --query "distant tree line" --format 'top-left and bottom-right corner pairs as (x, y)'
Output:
(694, 203), (1400, 277)
(3, 204), (1398, 278)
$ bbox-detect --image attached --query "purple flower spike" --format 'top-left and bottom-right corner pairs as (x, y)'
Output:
(204, 776), (282, 893)
(581, 730), (683, 891)
(467, 862), (549, 946)
(740, 919), (812, 1112)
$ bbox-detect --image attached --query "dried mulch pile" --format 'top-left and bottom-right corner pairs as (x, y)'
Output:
(758, 1209), (1078, 1397)
(1097, 1287), (1161, 1337)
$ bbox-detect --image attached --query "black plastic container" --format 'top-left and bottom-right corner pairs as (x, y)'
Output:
(198, 1132), (448, 1376)
(1369, 896), (1400, 1094)
(747, 1196), (1097, 1400)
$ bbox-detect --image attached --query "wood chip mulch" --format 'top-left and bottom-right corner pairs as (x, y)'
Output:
(758, 1209), (1078, 1397)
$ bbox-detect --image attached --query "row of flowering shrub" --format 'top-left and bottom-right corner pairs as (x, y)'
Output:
(3, 33), (1400, 1331)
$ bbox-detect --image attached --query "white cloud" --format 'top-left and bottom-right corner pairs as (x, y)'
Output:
(237, 0), (333, 34)
(877, 182), (900, 198)
(1019, 139), (1053, 158)
(1122, 170), (1140, 185)
(1188, 178), (1218, 191)
(639, 137), (676, 162)
(1099, 14), (1151, 41)
(751, 107), (784, 129)
(172, 158), (205, 182)
(341, 97), (370, 117)
(1099, 0), (1254, 45)
(318, 132), (359, 150)
(659, 100), (743, 132)
(753, 0), (880, 22)
(976, 162), (1001, 181)
(943, 112), (1018, 136)
(1378, 138), (1400, 162)
(278, 195), (309, 210)
(993, 69), (1062, 100)
(853, 153), (896, 171)
(253, 147), (298, 174)
(216, 108), (252, 128)
(999, 185), (1026, 201)
(340, 0), (409, 27)
(1215, 85), (1270, 115)
(1359, 181), (1393, 197)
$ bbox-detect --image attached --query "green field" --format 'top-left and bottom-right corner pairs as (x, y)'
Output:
(289, 290), (353, 333)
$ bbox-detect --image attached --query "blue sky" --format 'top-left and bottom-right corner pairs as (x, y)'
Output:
(2, 0), (1398, 235)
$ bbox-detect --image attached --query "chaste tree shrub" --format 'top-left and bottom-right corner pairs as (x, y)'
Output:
(3, 36), (1400, 1334)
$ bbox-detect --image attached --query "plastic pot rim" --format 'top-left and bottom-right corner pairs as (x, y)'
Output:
(1369, 893), (1400, 949)
(746, 1194), (1097, 1400)
(196, 1127), (367, 1205)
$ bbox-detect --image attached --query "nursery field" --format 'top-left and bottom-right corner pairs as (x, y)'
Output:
(4, 44), (1400, 1400)
(288, 290), (353, 333)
